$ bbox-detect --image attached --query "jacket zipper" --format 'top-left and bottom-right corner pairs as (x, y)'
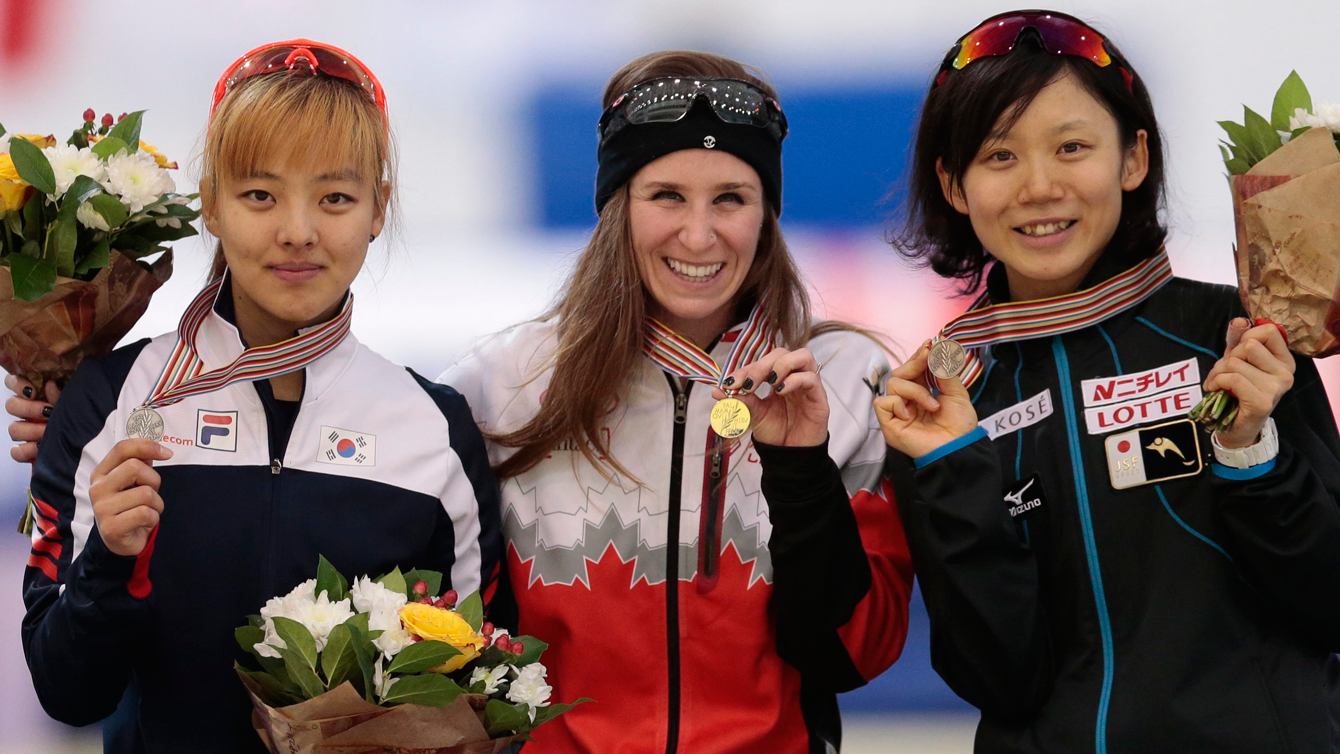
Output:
(664, 373), (689, 754)
(258, 380), (290, 599)
(697, 432), (729, 594)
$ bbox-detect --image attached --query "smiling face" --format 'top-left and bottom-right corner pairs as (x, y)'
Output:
(628, 148), (765, 345)
(204, 158), (385, 345)
(939, 72), (1149, 301)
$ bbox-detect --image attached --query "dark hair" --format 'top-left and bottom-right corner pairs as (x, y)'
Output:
(893, 19), (1167, 293)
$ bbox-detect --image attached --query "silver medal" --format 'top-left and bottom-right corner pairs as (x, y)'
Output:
(928, 339), (967, 381)
(125, 408), (165, 442)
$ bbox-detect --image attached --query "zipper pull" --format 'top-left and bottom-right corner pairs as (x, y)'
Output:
(271, 458), (282, 475)
(674, 393), (688, 425)
(710, 445), (723, 479)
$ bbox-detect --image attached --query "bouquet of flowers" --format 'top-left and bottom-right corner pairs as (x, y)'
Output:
(1190, 72), (1340, 431)
(235, 557), (587, 754)
(0, 109), (198, 391)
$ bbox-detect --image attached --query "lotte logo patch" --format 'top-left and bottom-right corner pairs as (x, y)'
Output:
(318, 426), (376, 467)
(195, 410), (238, 452)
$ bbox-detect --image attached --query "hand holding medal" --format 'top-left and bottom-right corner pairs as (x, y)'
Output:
(89, 438), (172, 557)
(713, 346), (829, 447)
(875, 340), (980, 459)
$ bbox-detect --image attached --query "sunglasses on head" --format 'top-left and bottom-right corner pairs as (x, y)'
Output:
(598, 77), (788, 145)
(211, 39), (388, 126)
(935, 10), (1133, 91)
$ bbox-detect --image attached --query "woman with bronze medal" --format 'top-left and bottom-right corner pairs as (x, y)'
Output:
(440, 52), (914, 753)
(879, 10), (1340, 753)
(7, 41), (502, 752)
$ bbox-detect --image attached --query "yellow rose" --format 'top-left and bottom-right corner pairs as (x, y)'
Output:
(397, 603), (486, 673)
(0, 154), (32, 212)
(11, 134), (56, 149)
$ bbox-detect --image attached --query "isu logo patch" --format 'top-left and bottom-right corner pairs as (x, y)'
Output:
(318, 426), (376, 467)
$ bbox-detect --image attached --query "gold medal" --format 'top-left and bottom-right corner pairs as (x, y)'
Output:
(126, 407), (165, 442)
(709, 397), (751, 439)
(928, 339), (967, 380)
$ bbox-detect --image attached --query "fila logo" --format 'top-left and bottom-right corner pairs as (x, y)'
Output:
(318, 426), (377, 467)
(195, 410), (238, 452)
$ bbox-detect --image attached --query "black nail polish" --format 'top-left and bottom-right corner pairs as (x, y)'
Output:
(775, 382), (785, 393)
(42, 406), (52, 418)
(741, 377), (754, 392)
(722, 376), (735, 387)
(765, 371), (777, 384)
(22, 387), (32, 399)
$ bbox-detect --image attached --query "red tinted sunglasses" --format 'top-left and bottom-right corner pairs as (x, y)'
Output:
(210, 39), (388, 125)
(936, 10), (1132, 90)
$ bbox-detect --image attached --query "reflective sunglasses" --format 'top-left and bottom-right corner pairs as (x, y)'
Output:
(210, 39), (388, 125)
(599, 77), (788, 144)
(936, 10), (1132, 90)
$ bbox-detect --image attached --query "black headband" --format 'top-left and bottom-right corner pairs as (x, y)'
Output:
(595, 98), (784, 215)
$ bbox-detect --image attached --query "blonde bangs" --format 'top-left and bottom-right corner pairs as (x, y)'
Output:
(204, 73), (386, 189)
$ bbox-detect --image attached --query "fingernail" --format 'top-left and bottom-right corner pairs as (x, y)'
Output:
(158, 445), (173, 459)
(723, 376), (735, 387)
(775, 382), (785, 393)
(741, 377), (754, 392)
(41, 406), (52, 418)
(765, 371), (777, 384)
(22, 387), (32, 399)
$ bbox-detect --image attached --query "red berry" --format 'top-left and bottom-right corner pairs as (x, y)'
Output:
(442, 589), (458, 606)
(117, 112), (127, 122)
(481, 622), (494, 637)
(412, 580), (427, 596)
(101, 113), (113, 127)
(411, 635), (423, 642)
(417, 596), (433, 604)
(511, 641), (524, 655)
(433, 596), (447, 608)
(494, 635), (510, 650)
(82, 108), (95, 122)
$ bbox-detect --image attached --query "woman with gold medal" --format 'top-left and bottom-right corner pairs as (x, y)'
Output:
(878, 9), (1340, 753)
(439, 52), (915, 753)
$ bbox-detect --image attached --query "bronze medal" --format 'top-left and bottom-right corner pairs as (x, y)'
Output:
(709, 397), (751, 439)
(928, 339), (967, 380)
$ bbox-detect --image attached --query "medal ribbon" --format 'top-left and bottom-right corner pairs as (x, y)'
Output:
(137, 277), (354, 410)
(642, 298), (776, 392)
(934, 249), (1174, 387)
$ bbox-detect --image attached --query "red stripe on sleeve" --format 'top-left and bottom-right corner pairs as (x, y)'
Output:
(127, 526), (159, 599)
(836, 479), (916, 681)
(27, 551), (58, 581)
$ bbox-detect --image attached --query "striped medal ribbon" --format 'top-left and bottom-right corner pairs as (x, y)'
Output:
(928, 249), (1174, 389)
(643, 299), (776, 439)
(124, 277), (353, 441)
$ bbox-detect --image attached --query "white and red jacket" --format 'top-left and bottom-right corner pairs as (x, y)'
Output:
(443, 319), (914, 754)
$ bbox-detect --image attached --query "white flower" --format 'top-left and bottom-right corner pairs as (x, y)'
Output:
(76, 202), (110, 232)
(469, 664), (510, 695)
(349, 576), (414, 658)
(1289, 104), (1340, 134)
(43, 143), (105, 197)
(292, 591), (354, 650)
(373, 656), (400, 700)
(253, 579), (355, 655)
(506, 663), (552, 720)
(102, 150), (174, 213)
(349, 576), (408, 614)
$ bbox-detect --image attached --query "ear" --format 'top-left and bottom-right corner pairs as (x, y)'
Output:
(370, 179), (390, 239)
(1121, 129), (1150, 192)
(936, 158), (970, 215)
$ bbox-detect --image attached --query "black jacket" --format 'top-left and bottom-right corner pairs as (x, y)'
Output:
(890, 252), (1340, 754)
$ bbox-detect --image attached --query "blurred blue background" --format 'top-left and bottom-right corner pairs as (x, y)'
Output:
(3, 1), (1340, 751)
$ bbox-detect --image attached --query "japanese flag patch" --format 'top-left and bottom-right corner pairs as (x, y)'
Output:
(318, 426), (376, 467)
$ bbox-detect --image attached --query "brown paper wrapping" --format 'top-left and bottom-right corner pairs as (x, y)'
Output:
(1231, 127), (1340, 358)
(240, 671), (519, 754)
(0, 250), (173, 388)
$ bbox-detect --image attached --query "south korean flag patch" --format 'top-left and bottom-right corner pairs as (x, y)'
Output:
(318, 426), (376, 467)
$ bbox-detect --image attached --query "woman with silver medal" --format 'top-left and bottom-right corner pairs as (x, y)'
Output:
(878, 10), (1340, 753)
(6, 41), (502, 753)
(440, 52), (914, 754)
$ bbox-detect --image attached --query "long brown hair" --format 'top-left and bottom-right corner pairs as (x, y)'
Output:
(199, 69), (399, 281)
(491, 51), (880, 482)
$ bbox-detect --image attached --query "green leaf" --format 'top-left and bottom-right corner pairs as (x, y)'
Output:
(483, 699), (532, 736)
(316, 555), (349, 602)
(456, 591), (483, 631)
(106, 111), (145, 153)
(88, 194), (127, 229)
(271, 616), (318, 671)
(1271, 70), (1312, 133)
(64, 174), (103, 205)
(320, 623), (355, 687)
(90, 137), (129, 160)
(344, 611), (372, 635)
(8, 137), (55, 195)
(8, 254), (56, 301)
(381, 673), (466, 708)
(346, 624), (377, 702)
(527, 698), (593, 729)
(1218, 119), (1257, 163)
(278, 646), (326, 700)
(53, 203), (78, 276)
(509, 636), (548, 667)
(1243, 106), (1281, 160)
(256, 651), (291, 684)
(1225, 158), (1251, 176)
(21, 191), (43, 238)
(235, 625), (266, 655)
(386, 639), (462, 674)
(374, 566), (408, 597)
(67, 130), (87, 149)
(0, 122), (6, 138)
(238, 667), (300, 707)
(403, 569), (442, 599)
